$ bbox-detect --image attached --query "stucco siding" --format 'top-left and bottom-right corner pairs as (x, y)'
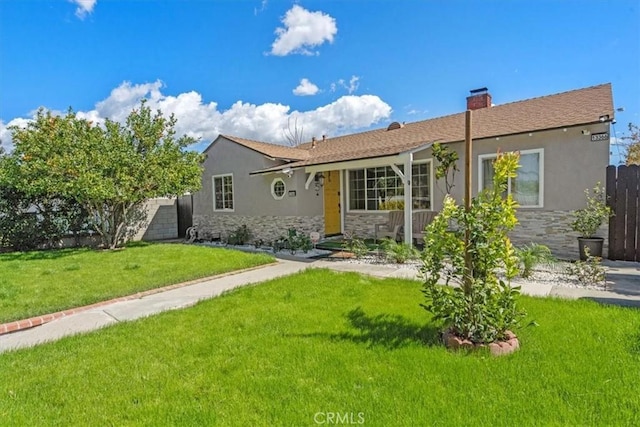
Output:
(192, 137), (324, 242)
(428, 124), (610, 211)
(292, 169), (325, 216)
(193, 137), (323, 220)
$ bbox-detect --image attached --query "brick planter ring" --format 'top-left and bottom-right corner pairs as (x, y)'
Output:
(443, 330), (520, 356)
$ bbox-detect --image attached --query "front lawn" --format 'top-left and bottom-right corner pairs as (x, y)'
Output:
(0, 269), (638, 425)
(0, 243), (274, 323)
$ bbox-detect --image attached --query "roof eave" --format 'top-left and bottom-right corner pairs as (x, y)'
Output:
(472, 120), (615, 143)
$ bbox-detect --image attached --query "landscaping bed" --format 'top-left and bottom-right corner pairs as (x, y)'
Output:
(197, 241), (332, 259)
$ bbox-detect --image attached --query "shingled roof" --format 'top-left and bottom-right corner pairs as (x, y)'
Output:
(219, 83), (614, 173)
(209, 134), (310, 161)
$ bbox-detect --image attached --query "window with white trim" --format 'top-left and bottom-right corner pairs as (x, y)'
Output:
(213, 174), (234, 211)
(478, 149), (543, 208)
(271, 178), (286, 200)
(347, 161), (432, 211)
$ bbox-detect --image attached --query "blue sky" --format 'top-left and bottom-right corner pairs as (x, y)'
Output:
(1, 0), (639, 163)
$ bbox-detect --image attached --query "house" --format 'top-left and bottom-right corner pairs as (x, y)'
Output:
(193, 83), (614, 258)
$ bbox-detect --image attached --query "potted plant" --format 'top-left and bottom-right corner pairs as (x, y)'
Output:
(570, 183), (613, 260)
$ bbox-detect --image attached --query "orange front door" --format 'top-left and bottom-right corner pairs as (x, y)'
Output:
(323, 170), (341, 235)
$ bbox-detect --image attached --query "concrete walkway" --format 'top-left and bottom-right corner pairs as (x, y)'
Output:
(0, 259), (310, 353)
(1, 257), (639, 353)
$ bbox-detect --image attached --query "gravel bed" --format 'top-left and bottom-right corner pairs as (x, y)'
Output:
(337, 255), (610, 291)
(197, 242), (332, 259)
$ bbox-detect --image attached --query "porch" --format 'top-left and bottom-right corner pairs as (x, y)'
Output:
(304, 145), (434, 244)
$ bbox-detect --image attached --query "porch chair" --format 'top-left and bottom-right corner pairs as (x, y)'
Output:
(375, 210), (404, 242)
(412, 210), (438, 246)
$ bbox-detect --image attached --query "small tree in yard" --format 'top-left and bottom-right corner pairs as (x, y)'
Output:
(7, 103), (204, 249)
(432, 142), (459, 194)
(421, 151), (525, 344)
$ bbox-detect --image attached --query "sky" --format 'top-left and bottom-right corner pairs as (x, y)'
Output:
(1, 0), (639, 164)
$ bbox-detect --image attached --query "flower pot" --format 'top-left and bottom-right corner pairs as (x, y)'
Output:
(577, 237), (604, 260)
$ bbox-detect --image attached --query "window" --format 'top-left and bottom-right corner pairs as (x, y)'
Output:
(213, 174), (234, 211)
(347, 161), (432, 211)
(271, 178), (286, 200)
(478, 149), (543, 208)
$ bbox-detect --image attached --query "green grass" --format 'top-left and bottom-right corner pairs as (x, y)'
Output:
(1, 269), (638, 425)
(0, 242), (274, 323)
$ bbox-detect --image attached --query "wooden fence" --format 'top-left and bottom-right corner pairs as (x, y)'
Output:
(177, 194), (193, 239)
(606, 165), (640, 261)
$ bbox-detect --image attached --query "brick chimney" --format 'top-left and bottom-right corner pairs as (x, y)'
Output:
(466, 87), (492, 110)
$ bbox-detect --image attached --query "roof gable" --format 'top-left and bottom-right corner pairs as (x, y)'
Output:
(203, 134), (309, 161)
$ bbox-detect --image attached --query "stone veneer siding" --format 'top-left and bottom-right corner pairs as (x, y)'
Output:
(344, 212), (389, 238)
(510, 210), (608, 260)
(346, 210), (608, 260)
(193, 214), (325, 244)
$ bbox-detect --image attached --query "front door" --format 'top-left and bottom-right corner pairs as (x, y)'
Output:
(323, 170), (341, 235)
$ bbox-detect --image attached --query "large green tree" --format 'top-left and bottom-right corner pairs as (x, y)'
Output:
(7, 104), (204, 249)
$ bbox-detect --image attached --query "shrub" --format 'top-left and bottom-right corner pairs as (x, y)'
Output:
(296, 233), (313, 254)
(570, 183), (613, 238)
(285, 228), (301, 254)
(272, 237), (286, 253)
(566, 250), (607, 286)
(342, 233), (370, 259)
(515, 243), (556, 278)
(0, 185), (89, 251)
(421, 151), (526, 344)
(228, 225), (250, 246)
(378, 200), (404, 211)
(381, 238), (418, 264)
(271, 228), (314, 254)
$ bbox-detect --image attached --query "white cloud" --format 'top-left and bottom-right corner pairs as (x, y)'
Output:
(331, 75), (360, 94)
(0, 80), (392, 152)
(270, 5), (337, 56)
(345, 76), (359, 94)
(0, 118), (31, 152)
(300, 95), (392, 137)
(404, 104), (428, 116)
(70, 0), (97, 19)
(254, 0), (268, 15)
(293, 78), (319, 96)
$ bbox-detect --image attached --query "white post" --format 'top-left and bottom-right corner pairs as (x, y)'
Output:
(403, 153), (413, 245)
